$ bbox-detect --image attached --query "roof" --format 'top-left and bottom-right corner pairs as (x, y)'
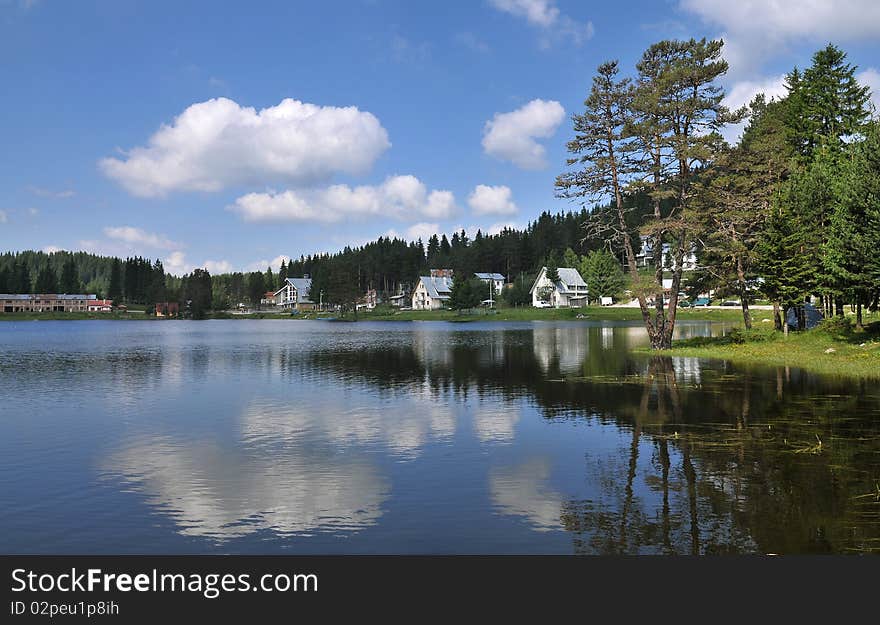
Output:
(0, 294), (96, 300)
(418, 275), (453, 299)
(557, 268), (587, 289)
(88, 299), (113, 306)
(285, 277), (313, 303)
(529, 267), (587, 294)
(474, 272), (505, 281)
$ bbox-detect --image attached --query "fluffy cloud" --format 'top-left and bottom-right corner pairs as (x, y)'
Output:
(204, 260), (234, 274)
(482, 99), (565, 170)
(42, 245), (63, 253)
(245, 255), (291, 273)
(679, 1), (880, 72)
(468, 184), (518, 216)
(858, 68), (880, 110)
(0, 210), (7, 224)
(100, 97), (391, 197)
(103, 226), (182, 250)
(405, 222), (439, 242)
(720, 74), (789, 143)
(231, 175), (457, 223)
(162, 251), (191, 276)
(489, 0), (593, 46)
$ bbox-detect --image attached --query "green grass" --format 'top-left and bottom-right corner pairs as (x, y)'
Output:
(654, 318), (880, 379)
(360, 305), (775, 323)
(0, 311), (150, 321)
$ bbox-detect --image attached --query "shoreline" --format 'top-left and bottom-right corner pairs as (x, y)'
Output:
(0, 306), (775, 323)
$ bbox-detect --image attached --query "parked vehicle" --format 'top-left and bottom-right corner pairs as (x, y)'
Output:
(721, 300), (741, 306)
(686, 297), (711, 307)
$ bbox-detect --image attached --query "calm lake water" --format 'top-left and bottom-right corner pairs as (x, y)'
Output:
(1, 319), (878, 554)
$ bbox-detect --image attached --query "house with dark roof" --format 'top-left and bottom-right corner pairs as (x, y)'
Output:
(412, 275), (453, 310)
(529, 267), (588, 308)
(273, 277), (315, 311)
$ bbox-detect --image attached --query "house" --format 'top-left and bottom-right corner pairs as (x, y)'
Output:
(388, 284), (412, 308)
(155, 302), (179, 317)
(636, 235), (698, 271)
(412, 275), (453, 310)
(260, 291), (277, 307)
(273, 277), (316, 311)
(474, 273), (505, 300)
(357, 288), (379, 310)
(87, 299), (113, 312)
(530, 267), (588, 308)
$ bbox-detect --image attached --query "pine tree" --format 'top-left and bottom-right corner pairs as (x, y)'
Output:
(108, 258), (123, 303)
(581, 250), (626, 302)
(34, 264), (58, 293)
(59, 257), (80, 293)
(788, 44), (872, 160)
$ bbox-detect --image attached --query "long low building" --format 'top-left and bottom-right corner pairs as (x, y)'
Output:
(1, 294), (98, 313)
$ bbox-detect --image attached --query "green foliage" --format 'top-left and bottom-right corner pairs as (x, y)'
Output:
(580, 250), (626, 301)
(448, 276), (484, 311)
(182, 268), (212, 319)
(34, 264), (57, 293)
(502, 273), (533, 307)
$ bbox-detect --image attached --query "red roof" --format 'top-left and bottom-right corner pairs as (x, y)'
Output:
(89, 299), (113, 307)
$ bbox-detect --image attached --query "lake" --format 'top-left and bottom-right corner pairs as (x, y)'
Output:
(1, 319), (878, 554)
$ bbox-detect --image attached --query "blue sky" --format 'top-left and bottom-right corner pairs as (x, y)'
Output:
(2, 0), (878, 275)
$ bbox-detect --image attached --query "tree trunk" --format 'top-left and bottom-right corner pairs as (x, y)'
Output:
(773, 301), (782, 332)
(856, 297), (863, 330)
(735, 254), (751, 330)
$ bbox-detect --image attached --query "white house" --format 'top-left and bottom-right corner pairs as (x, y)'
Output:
(412, 275), (453, 310)
(474, 273), (505, 302)
(273, 277), (316, 311)
(637, 235), (698, 271)
(530, 267), (588, 308)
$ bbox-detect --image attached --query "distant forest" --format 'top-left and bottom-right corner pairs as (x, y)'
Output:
(0, 201), (647, 310)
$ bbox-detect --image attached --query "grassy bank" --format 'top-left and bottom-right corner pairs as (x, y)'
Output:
(2, 306), (777, 323)
(0, 311), (148, 321)
(361, 305), (775, 323)
(655, 319), (880, 379)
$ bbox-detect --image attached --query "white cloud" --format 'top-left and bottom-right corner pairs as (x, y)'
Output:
(468, 184), (518, 216)
(100, 97), (391, 197)
(42, 245), (63, 253)
(858, 68), (880, 111)
(204, 260), (234, 274)
(405, 222), (439, 242)
(679, 1), (880, 72)
(724, 75), (789, 112)
(163, 251), (191, 276)
(28, 186), (75, 199)
(244, 255), (291, 273)
(487, 221), (522, 236)
(103, 226), (182, 250)
(231, 175), (457, 223)
(482, 99), (565, 170)
(0, 210), (7, 224)
(27, 207), (39, 216)
(720, 74), (789, 143)
(489, 0), (593, 45)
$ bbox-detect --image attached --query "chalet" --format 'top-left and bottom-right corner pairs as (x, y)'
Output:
(530, 267), (588, 308)
(274, 277), (316, 311)
(412, 275), (453, 310)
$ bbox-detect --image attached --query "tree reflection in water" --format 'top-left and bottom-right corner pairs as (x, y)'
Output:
(300, 327), (880, 554)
